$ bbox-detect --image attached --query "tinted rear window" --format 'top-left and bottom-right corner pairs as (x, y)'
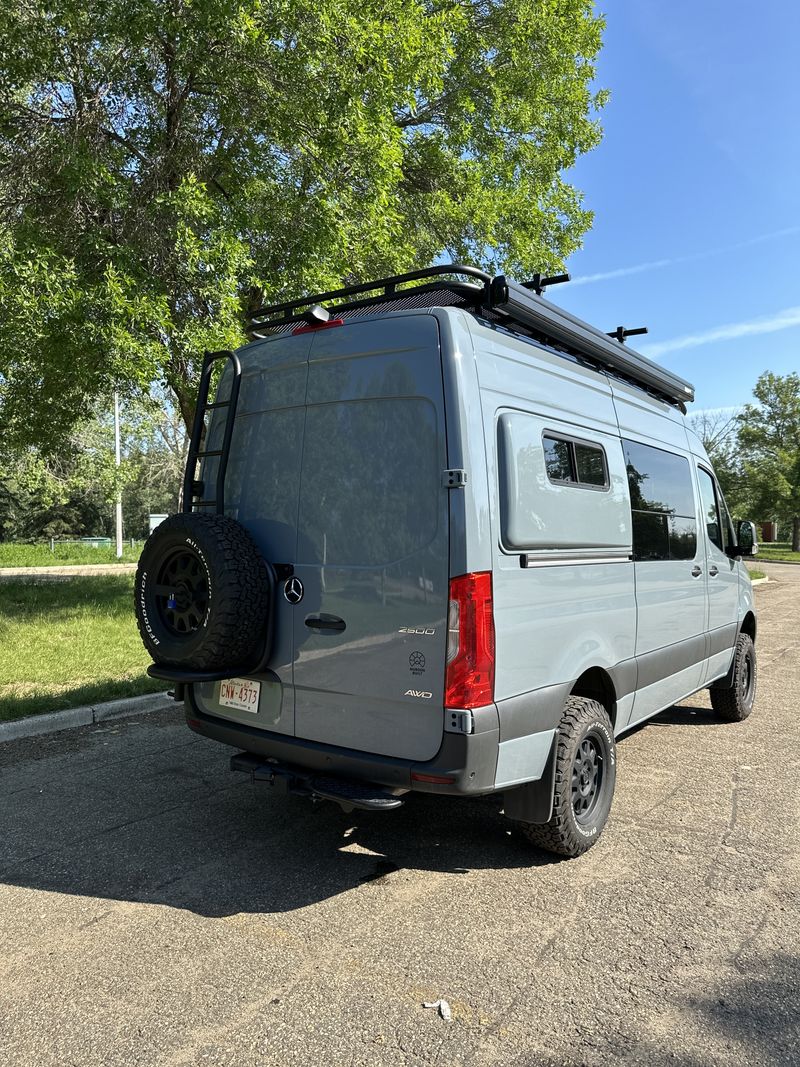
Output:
(299, 398), (439, 566)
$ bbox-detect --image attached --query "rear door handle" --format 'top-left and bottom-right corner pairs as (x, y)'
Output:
(691, 566), (702, 577)
(709, 565), (719, 577)
(305, 614), (346, 632)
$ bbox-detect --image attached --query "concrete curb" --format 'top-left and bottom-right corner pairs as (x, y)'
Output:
(750, 577), (770, 586)
(0, 691), (173, 743)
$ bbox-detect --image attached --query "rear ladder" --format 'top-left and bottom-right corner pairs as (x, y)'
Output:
(182, 349), (242, 514)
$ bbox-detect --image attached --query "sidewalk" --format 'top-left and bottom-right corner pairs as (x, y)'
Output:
(0, 564), (138, 580)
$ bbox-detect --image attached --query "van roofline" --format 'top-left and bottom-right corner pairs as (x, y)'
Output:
(243, 264), (694, 411)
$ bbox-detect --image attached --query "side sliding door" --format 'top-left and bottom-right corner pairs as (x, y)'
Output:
(625, 439), (707, 725)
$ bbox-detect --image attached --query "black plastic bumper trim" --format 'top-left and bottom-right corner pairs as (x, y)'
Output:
(184, 690), (500, 795)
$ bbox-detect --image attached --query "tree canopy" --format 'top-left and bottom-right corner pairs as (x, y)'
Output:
(738, 372), (800, 551)
(0, 0), (607, 448)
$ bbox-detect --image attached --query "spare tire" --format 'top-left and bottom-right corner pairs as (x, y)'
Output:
(134, 513), (273, 671)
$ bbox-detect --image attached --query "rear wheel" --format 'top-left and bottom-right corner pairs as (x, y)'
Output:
(710, 633), (757, 722)
(515, 697), (616, 858)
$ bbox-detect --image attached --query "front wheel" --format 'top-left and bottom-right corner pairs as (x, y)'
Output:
(710, 633), (757, 722)
(515, 696), (616, 858)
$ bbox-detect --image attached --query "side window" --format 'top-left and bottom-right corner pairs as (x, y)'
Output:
(718, 491), (736, 550)
(697, 467), (733, 553)
(543, 436), (574, 482)
(542, 434), (608, 489)
(623, 440), (698, 561)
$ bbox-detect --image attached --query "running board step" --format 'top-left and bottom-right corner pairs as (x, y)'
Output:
(308, 775), (404, 812)
(230, 754), (405, 812)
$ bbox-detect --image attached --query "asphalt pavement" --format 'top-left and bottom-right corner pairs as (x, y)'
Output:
(0, 564), (797, 1066)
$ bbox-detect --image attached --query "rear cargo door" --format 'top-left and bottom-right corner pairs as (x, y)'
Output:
(192, 332), (313, 735)
(291, 315), (449, 761)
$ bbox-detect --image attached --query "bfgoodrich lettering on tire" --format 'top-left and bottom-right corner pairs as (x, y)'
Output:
(134, 513), (273, 671)
(515, 696), (616, 858)
(710, 633), (757, 723)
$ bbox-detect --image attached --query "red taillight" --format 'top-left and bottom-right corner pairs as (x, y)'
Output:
(444, 571), (495, 709)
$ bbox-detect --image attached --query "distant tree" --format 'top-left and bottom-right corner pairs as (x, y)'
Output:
(688, 407), (746, 514)
(737, 372), (800, 551)
(0, 393), (185, 541)
(0, 0), (607, 450)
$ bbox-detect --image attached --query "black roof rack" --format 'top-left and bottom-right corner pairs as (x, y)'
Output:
(245, 264), (694, 409)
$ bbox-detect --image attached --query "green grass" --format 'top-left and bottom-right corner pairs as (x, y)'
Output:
(0, 542), (142, 567)
(747, 569), (766, 580)
(0, 575), (167, 722)
(755, 540), (800, 563)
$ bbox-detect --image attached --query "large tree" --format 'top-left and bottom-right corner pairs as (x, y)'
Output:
(0, 0), (606, 448)
(737, 372), (800, 552)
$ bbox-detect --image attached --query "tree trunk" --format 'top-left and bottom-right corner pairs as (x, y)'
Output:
(793, 514), (800, 553)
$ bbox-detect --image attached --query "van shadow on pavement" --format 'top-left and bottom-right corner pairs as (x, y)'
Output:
(649, 703), (724, 728)
(0, 700), (734, 919)
(1, 716), (569, 917)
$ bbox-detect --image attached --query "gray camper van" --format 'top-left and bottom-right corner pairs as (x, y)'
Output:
(135, 265), (759, 857)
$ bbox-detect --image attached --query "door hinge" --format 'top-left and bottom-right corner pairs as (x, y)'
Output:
(443, 469), (468, 489)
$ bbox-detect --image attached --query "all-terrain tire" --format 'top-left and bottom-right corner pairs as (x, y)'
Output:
(515, 696), (616, 858)
(134, 513), (273, 671)
(710, 633), (757, 722)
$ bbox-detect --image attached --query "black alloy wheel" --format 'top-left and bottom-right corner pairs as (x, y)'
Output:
(571, 734), (604, 824)
(154, 548), (209, 635)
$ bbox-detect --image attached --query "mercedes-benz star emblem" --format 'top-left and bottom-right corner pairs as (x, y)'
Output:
(283, 577), (304, 604)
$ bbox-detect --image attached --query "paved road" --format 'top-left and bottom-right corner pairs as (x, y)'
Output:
(1, 571), (798, 1066)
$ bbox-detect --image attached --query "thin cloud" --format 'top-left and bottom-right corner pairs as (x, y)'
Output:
(640, 305), (800, 359)
(572, 257), (677, 285)
(570, 226), (800, 286)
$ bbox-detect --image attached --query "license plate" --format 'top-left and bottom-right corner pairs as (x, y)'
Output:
(218, 677), (261, 713)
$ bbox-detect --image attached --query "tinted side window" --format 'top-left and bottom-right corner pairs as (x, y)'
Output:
(697, 468), (722, 551)
(543, 434), (608, 489)
(575, 443), (607, 486)
(623, 440), (697, 561)
(718, 490), (735, 550)
(543, 436), (573, 482)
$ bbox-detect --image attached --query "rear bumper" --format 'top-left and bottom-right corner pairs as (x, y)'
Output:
(184, 690), (500, 795)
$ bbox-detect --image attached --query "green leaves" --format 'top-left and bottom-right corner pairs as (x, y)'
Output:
(736, 373), (800, 546)
(0, 0), (607, 446)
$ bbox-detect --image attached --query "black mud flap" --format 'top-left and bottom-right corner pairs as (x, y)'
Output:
(501, 734), (557, 824)
(230, 753), (405, 813)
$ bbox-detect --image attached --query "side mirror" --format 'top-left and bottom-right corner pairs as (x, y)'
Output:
(733, 520), (758, 557)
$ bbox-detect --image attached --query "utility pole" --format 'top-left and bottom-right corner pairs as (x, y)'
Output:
(114, 391), (123, 559)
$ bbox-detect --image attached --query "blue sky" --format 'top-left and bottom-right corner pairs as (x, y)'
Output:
(555, 0), (800, 411)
